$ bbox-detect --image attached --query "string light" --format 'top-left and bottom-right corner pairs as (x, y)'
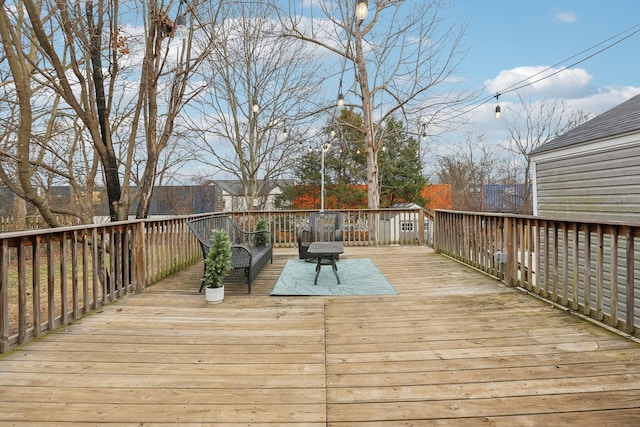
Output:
(174, 0), (187, 39)
(356, 0), (368, 21)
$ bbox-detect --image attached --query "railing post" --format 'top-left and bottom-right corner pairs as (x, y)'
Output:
(133, 221), (146, 293)
(504, 216), (514, 286)
(626, 226), (635, 335)
(418, 209), (425, 245)
(0, 239), (8, 353)
(433, 211), (440, 252)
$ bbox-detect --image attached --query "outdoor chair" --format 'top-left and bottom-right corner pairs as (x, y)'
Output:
(297, 211), (344, 260)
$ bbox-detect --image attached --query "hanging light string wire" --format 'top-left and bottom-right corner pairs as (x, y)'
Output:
(326, 1), (359, 145)
(443, 22), (640, 121)
(336, 2), (356, 112)
(500, 24), (640, 96)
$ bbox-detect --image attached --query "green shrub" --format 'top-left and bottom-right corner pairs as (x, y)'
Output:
(254, 218), (269, 247)
(202, 229), (232, 288)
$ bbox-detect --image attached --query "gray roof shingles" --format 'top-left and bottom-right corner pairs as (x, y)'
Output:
(530, 93), (640, 156)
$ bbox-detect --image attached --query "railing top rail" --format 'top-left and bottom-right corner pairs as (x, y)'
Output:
(0, 213), (225, 240)
(435, 209), (640, 228)
(0, 218), (142, 240)
(0, 208), (431, 241)
(0, 215), (215, 249)
(231, 208), (429, 215)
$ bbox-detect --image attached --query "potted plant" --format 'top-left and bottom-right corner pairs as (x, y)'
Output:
(202, 229), (232, 304)
(254, 218), (269, 247)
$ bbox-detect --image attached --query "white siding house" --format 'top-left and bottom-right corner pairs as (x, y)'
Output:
(530, 93), (640, 223)
(215, 180), (291, 212)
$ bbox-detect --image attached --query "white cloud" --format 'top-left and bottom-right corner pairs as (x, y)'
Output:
(484, 66), (593, 99)
(450, 85), (640, 152)
(565, 85), (640, 115)
(551, 8), (577, 23)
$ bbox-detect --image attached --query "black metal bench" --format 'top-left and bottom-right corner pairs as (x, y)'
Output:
(187, 215), (273, 294)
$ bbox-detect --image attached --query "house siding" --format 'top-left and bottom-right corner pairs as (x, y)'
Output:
(536, 225), (640, 327)
(530, 94), (640, 327)
(534, 139), (640, 223)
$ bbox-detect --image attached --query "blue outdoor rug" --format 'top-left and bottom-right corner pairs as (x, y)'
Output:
(271, 258), (398, 296)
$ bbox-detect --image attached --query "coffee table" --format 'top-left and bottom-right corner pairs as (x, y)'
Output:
(307, 241), (344, 285)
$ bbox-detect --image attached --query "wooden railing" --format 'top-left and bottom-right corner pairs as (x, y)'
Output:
(0, 207), (429, 353)
(226, 208), (430, 247)
(434, 210), (640, 338)
(5, 207), (636, 350)
(0, 216), (202, 353)
(0, 214), (82, 232)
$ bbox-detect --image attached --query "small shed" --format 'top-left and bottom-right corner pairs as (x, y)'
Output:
(380, 203), (426, 244)
(529, 93), (640, 223)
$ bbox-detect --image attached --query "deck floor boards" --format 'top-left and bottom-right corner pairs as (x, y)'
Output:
(1, 246), (640, 425)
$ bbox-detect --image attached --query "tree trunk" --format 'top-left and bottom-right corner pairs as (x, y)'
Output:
(136, 151), (158, 219)
(0, 8), (63, 228)
(13, 195), (27, 231)
(355, 21), (380, 242)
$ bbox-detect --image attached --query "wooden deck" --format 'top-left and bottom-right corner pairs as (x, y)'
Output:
(1, 246), (640, 425)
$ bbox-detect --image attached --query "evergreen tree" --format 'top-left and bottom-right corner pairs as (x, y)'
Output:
(378, 118), (427, 207)
(281, 113), (425, 209)
(276, 149), (322, 209)
(328, 108), (367, 186)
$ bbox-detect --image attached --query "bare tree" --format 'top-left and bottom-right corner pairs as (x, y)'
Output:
(133, 0), (217, 218)
(0, 2), (69, 226)
(436, 136), (500, 211)
(189, 1), (323, 211)
(0, 0), (216, 224)
(503, 94), (590, 212)
(277, 0), (469, 238)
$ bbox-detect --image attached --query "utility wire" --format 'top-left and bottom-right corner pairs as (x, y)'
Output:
(443, 22), (640, 122)
(499, 24), (640, 97)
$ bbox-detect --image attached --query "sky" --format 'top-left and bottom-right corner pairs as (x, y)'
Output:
(444, 0), (640, 145)
(178, 0), (640, 182)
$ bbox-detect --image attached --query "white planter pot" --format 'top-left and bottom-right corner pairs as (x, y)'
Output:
(205, 285), (224, 304)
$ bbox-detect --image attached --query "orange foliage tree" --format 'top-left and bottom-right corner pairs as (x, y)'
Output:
(421, 184), (452, 210)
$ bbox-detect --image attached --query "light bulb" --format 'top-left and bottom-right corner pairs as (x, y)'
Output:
(356, 0), (368, 21)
